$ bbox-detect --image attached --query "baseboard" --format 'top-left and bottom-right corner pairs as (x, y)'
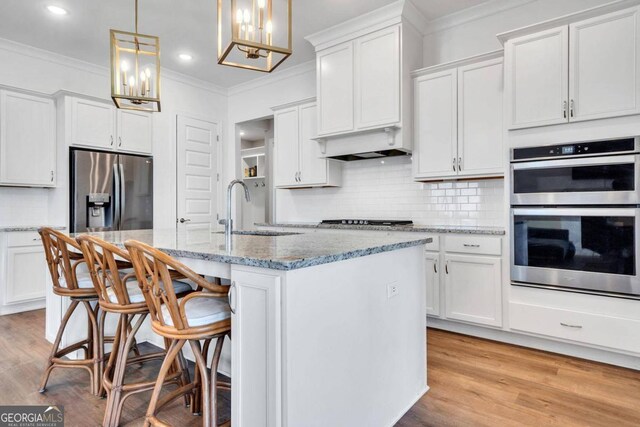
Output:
(427, 317), (640, 371)
(389, 385), (429, 427)
(0, 299), (46, 316)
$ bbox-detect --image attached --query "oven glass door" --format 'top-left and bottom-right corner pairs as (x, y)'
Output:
(511, 154), (638, 205)
(512, 208), (639, 296)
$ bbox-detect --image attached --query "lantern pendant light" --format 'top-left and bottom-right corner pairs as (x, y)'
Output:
(110, 0), (161, 112)
(217, 0), (292, 73)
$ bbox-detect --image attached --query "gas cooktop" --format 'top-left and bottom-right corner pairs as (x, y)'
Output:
(320, 219), (413, 227)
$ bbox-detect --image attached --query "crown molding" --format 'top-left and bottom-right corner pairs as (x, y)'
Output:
(0, 37), (227, 97)
(227, 60), (316, 97)
(423, 0), (536, 36)
(412, 49), (503, 77)
(271, 96), (316, 111)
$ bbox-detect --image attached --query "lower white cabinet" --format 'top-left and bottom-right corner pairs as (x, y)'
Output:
(0, 231), (49, 315)
(425, 251), (440, 316)
(444, 254), (502, 327)
(0, 90), (56, 187)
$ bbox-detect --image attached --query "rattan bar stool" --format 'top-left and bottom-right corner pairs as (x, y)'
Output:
(77, 234), (194, 427)
(38, 227), (106, 396)
(125, 239), (231, 427)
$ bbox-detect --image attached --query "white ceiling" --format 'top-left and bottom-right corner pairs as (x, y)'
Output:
(0, 0), (490, 88)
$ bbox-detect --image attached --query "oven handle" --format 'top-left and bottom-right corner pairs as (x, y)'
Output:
(512, 207), (640, 217)
(512, 154), (638, 170)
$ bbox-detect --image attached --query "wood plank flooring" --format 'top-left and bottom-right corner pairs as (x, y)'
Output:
(1, 309), (639, 426)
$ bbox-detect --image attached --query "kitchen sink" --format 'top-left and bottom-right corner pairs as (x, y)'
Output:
(214, 230), (301, 237)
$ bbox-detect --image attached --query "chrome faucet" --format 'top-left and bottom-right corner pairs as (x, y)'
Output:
(220, 179), (251, 246)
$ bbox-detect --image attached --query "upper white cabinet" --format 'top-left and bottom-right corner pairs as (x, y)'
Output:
(273, 100), (341, 188)
(306, 2), (425, 157)
(502, 5), (640, 129)
(68, 96), (152, 154)
(0, 90), (56, 187)
(413, 52), (504, 181)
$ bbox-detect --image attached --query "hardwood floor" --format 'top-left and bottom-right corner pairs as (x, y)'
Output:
(1, 310), (639, 426)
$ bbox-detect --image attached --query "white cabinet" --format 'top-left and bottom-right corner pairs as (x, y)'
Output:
(444, 254), (502, 327)
(273, 100), (341, 188)
(230, 269), (282, 427)
(0, 90), (56, 187)
(413, 52), (504, 180)
(68, 96), (152, 154)
(317, 43), (354, 136)
(503, 5), (640, 129)
(425, 252), (440, 317)
(0, 231), (49, 315)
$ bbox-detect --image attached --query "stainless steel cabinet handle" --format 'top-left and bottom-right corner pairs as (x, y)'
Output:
(228, 282), (237, 314)
(458, 157), (462, 172)
(433, 262), (438, 274)
(560, 322), (582, 329)
(570, 100), (574, 118)
(298, 171), (302, 182)
(445, 262), (449, 275)
(32, 238), (41, 241)
(178, 218), (191, 223)
(50, 171), (54, 182)
(452, 158), (456, 172)
(110, 135), (114, 146)
(563, 101), (567, 119)
(463, 244), (480, 248)
(118, 136), (122, 147)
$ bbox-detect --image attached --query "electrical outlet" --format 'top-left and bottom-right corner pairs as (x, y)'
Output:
(387, 283), (399, 299)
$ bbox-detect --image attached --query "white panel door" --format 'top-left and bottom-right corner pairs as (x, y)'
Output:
(444, 254), (502, 327)
(298, 102), (326, 186)
(0, 90), (56, 186)
(70, 97), (116, 149)
(355, 25), (400, 129)
(414, 69), (458, 179)
(569, 6), (640, 122)
(317, 42), (354, 136)
(458, 57), (504, 177)
(6, 245), (48, 304)
(230, 269), (281, 427)
(117, 109), (153, 154)
(176, 116), (219, 240)
(425, 252), (440, 317)
(505, 26), (569, 129)
(273, 107), (300, 188)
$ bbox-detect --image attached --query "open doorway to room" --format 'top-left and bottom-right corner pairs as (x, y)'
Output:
(236, 117), (274, 229)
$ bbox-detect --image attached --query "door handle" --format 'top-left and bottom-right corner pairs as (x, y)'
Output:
(178, 218), (191, 223)
(228, 281), (237, 314)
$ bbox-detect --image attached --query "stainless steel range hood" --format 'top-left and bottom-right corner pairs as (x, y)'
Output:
(317, 126), (412, 161)
(327, 149), (410, 161)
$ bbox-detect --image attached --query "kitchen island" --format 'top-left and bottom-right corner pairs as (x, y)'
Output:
(60, 229), (430, 427)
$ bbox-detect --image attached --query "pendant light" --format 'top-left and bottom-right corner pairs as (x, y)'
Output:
(217, 0), (292, 73)
(110, 0), (161, 112)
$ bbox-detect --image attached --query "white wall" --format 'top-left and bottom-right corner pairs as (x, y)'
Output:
(422, 0), (613, 66)
(0, 38), (227, 229)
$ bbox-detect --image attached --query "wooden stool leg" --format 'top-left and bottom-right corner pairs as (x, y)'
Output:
(209, 336), (225, 426)
(38, 299), (80, 393)
(82, 300), (101, 396)
(189, 340), (212, 427)
(97, 307), (108, 398)
(145, 339), (186, 427)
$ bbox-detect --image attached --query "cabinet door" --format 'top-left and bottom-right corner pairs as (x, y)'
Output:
(298, 102), (327, 186)
(273, 107), (300, 187)
(0, 91), (55, 186)
(6, 245), (48, 304)
(425, 252), (440, 317)
(444, 254), (502, 327)
(414, 69), (457, 179)
(569, 7), (640, 122)
(505, 26), (569, 129)
(71, 97), (116, 149)
(317, 42), (354, 136)
(230, 270), (282, 427)
(117, 109), (153, 154)
(355, 25), (400, 129)
(458, 57), (504, 177)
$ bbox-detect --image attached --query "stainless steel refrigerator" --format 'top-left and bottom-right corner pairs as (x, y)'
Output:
(70, 148), (153, 233)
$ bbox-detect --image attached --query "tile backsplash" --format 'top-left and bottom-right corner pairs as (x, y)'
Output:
(275, 155), (505, 227)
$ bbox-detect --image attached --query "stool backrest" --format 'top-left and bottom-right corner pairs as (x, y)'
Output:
(125, 239), (227, 331)
(39, 227), (87, 293)
(76, 234), (138, 307)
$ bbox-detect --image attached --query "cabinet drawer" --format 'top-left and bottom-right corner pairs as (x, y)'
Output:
(7, 231), (44, 247)
(509, 302), (640, 354)
(444, 235), (501, 255)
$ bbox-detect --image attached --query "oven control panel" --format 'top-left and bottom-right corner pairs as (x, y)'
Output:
(512, 137), (637, 161)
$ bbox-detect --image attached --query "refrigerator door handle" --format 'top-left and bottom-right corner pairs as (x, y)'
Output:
(119, 163), (126, 230)
(113, 163), (121, 230)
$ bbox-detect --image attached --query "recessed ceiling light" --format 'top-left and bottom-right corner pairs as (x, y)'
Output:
(239, 131), (245, 136)
(178, 53), (193, 61)
(46, 5), (68, 15)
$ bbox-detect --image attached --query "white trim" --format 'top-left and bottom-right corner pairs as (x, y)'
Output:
(423, 0), (536, 36)
(271, 96), (316, 112)
(412, 49), (503, 77)
(227, 60), (316, 96)
(389, 386), (429, 427)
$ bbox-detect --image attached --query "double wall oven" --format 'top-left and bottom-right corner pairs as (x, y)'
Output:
(510, 137), (640, 298)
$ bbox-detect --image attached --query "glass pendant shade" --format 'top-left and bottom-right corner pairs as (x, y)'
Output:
(217, 0), (292, 73)
(110, 1), (161, 112)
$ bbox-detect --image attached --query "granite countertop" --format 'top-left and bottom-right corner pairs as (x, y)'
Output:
(0, 225), (66, 232)
(76, 229), (431, 271)
(255, 222), (506, 236)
